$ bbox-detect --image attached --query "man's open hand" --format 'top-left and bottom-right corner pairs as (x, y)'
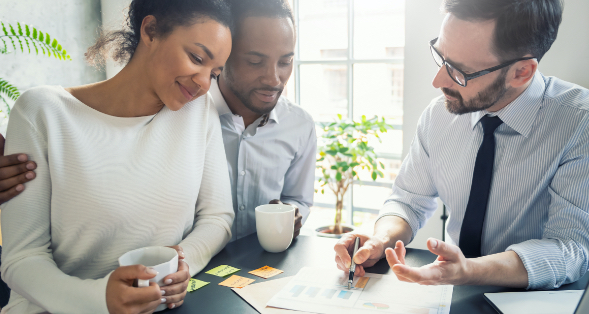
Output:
(388, 238), (472, 286)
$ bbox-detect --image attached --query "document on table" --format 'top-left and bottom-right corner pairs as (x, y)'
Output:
(484, 290), (583, 314)
(266, 267), (453, 314)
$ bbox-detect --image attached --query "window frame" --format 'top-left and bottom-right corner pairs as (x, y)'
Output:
(292, 0), (405, 223)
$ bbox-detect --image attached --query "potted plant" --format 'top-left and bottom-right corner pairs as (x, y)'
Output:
(315, 114), (393, 237)
(0, 21), (71, 117)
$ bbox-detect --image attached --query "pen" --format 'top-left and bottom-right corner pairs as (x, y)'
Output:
(348, 237), (360, 289)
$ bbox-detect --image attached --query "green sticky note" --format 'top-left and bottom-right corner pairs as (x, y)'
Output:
(205, 265), (240, 277)
(187, 278), (209, 292)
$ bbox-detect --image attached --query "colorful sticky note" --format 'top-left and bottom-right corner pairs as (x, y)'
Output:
(187, 278), (209, 292)
(355, 277), (370, 289)
(248, 266), (284, 279)
(205, 265), (240, 277)
(218, 275), (255, 288)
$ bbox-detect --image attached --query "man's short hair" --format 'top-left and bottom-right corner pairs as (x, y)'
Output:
(443, 0), (563, 62)
(228, 0), (295, 38)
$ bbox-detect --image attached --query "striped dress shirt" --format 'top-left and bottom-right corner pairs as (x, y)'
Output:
(379, 71), (589, 290)
(209, 81), (317, 241)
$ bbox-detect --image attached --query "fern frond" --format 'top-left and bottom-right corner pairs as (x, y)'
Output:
(0, 79), (20, 103)
(0, 21), (71, 60)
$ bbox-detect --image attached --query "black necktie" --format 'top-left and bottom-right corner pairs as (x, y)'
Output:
(459, 115), (503, 257)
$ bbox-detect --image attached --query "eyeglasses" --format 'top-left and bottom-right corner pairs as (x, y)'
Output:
(429, 37), (535, 87)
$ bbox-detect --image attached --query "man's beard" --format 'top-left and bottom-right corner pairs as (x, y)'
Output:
(442, 70), (509, 115)
(224, 66), (283, 115)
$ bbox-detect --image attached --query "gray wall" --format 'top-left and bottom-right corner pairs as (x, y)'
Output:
(0, 0), (105, 93)
(402, 0), (589, 249)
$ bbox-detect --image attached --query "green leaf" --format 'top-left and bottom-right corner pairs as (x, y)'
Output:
(9, 24), (16, 36)
(45, 32), (51, 45)
(32, 27), (37, 38)
(326, 150), (338, 156)
(51, 38), (57, 48)
(379, 161), (385, 169)
(25, 24), (30, 37)
(371, 171), (377, 180)
(352, 170), (357, 177)
(331, 165), (338, 170)
(17, 22), (23, 36)
(337, 113), (342, 120)
(38, 31), (44, 42)
(336, 172), (342, 182)
(1, 22), (8, 36)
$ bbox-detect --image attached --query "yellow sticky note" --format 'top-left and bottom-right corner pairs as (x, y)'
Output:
(186, 278), (209, 292)
(205, 265), (240, 277)
(248, 266), (284, 279)
(218, 275), (255, 288)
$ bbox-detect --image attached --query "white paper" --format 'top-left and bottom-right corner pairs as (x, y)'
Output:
(267, 267), (453, 314)
(484, 290), (583, 314)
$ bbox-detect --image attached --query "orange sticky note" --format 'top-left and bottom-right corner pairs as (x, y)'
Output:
(248, 266), (284, 279)
(355, 277), (370, 289)
(218, 275), (255, 288)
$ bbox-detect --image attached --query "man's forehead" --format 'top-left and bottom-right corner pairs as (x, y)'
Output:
(437, 14), (499, 70)
(235, 16), (295, 47)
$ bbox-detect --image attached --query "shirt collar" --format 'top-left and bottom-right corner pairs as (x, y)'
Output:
(470, 71), (546, 137)
(210, 79), (281, 126)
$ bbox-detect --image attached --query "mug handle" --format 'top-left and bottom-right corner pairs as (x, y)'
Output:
(137, 279), (150, 287)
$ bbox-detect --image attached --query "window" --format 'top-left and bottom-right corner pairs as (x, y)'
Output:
(286, 0), (406, 231)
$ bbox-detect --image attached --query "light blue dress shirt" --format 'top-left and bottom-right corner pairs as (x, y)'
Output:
(210, 81), (317, 241)
(379, 72), (589, 290)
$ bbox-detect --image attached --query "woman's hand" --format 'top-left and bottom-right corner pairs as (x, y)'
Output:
(106, 265), (163, 314)
(162, 245), (190, 309)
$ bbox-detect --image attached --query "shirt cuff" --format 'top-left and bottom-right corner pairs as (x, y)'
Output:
(376, 201), (419, 242)
(506, 239), (567, 290)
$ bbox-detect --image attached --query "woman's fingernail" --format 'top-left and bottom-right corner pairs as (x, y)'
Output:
(160, 290), (166, 295)
(26, 172), (34, 179)
(15, 184), (24, 192)
(161, 298), (167, 304)
(179, 251), (185, 258)
(165, 278), (173, 285)
(146, 268), (158, 275)
(430, 239), (438, 248)
(17, 155), (27, 162)
(170, 304), (176, 309)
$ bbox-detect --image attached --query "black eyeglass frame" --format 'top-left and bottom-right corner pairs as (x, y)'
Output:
(429, 37), (536, 87)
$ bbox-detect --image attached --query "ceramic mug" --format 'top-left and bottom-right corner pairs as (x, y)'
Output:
(119, 246), (178, 312)
(255, 204), (295, 253)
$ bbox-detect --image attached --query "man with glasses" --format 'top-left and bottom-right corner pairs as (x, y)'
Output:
(335, 0), (589, 290)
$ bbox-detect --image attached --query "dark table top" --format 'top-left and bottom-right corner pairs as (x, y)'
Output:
(170, 233), (588, 314)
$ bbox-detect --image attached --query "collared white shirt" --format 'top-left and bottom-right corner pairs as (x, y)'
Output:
(210, 81), (317, 241)
(379, 72), (589, 290)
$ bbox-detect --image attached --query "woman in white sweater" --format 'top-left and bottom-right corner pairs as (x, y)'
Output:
(1, 0), (234, 313)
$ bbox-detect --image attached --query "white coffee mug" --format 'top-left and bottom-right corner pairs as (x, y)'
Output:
(255, 204), (295, 253)
(119, 246), (178, 312)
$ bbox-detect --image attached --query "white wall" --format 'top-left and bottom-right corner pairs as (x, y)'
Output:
(402, 0), (589, 249)
(539, 0), (589, 88)
(0, 0), (105, 133)
(0, 0), (105, 91)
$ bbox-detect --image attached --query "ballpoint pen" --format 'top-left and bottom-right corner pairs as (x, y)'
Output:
(348, 237), (360, 289)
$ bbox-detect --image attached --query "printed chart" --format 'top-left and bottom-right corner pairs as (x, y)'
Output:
(267, 267), (453, 314)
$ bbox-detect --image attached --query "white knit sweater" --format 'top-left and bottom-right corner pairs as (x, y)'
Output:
(0, 86), (234, 313)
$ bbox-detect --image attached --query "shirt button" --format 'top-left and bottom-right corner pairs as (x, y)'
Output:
(239, 205), (245, 211)
(240, 170), (246, 176)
